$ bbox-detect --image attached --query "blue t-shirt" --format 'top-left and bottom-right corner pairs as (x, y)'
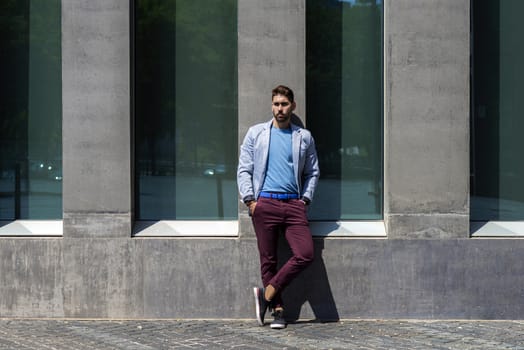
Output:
(261, 126), (299, 194)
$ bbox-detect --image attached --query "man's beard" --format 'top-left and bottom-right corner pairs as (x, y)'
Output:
(274, 113), (291, 123)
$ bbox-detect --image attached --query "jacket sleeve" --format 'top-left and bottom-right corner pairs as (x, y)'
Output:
(301, 134), (320, 202)
(237, 128), (256, 202)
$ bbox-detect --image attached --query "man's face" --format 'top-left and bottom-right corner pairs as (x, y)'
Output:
(272, 94), (295, 125)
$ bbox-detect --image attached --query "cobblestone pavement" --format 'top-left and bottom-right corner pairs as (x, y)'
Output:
(0, 319), (523, 350)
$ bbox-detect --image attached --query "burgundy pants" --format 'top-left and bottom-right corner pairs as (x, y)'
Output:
(251, 197), (314, 308)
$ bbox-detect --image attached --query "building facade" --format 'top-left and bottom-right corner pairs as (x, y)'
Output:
(1, 0), (523, 319)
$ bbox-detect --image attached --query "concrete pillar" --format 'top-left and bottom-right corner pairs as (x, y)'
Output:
(62, 0), (131, 238)
(237, 0), (306, 237)
(384, 0), (470, 238)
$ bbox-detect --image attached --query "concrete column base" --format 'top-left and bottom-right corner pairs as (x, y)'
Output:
(386, 213), (469, 239)
(63, 212), (132, 238)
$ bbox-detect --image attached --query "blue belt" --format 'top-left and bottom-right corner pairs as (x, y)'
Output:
(259, 192), (299, 200)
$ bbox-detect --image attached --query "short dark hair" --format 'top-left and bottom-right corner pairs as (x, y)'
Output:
(272, 85), (294, 103)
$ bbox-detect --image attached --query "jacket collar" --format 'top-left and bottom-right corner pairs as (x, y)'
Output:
(264, 116), (302, 133)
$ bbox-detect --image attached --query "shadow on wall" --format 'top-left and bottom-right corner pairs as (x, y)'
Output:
(290, 113), (305, 128)
(279, 238), (340, 323)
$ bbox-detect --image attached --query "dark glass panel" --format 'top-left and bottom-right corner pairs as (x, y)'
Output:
(0, 0), (62, 220)
(135, 0), (238, 220)
(306, 0), (383, 220)
(471, 0), (524, 220)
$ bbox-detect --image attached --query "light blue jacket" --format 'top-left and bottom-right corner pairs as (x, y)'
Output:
(237, 119), (320, 203)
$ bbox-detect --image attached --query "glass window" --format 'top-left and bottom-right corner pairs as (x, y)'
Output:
(0, 0), (62, 220)
(306, 0), (383, 220)
(471, 0), (524, 221)
(135, 0), (238, 220)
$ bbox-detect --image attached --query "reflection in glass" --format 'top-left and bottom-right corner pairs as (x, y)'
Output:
(0, 0), (62, 220)
(306, 0), (383, 220)
(135, 0), (238, 220)
(471, 0), (524, 220)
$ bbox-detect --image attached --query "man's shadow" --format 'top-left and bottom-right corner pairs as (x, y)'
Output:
(277, 237), (340, 323)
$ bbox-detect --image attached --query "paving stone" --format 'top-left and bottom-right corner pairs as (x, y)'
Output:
(0, 319), (522, 349)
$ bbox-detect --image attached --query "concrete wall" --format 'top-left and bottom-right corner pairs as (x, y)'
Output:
(238, 0), (306, 238)
(62, 0), (132, 238)
(1, 0), (524, 320)
(2, 238), (524, 319)
(384, 0), (470, 239)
